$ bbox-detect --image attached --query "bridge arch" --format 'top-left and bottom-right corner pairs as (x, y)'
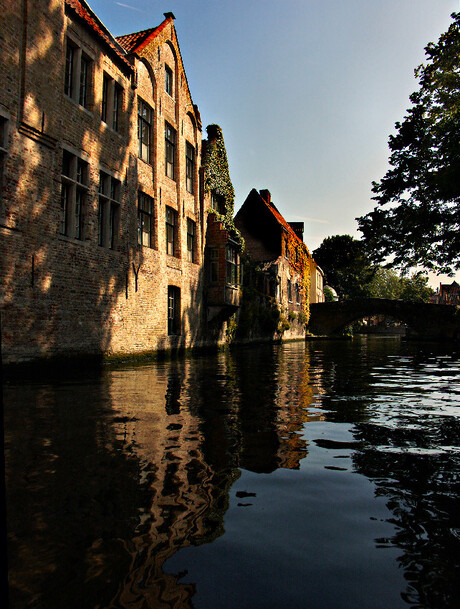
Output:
(308, 299), (459, 341)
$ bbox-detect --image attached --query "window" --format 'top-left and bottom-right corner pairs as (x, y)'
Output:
(64, 40), (76, 98)
(138, 192), (155, 248)
(185, 142), (195, 194)
(295, 283), (301, 305)
(165, 122), (176, 180)
(209, 248), (219, 283)
(211, 192), (225, 215)
(113, 83), (122, 131)
(101, 73), (123, 132)
(0, 116), (8, 215)
(60, 150), (88, 239)
(101, 74), (109, 123)
(79, 55), (90, 107)
(165, 64), (173, 97)
(168, 286), (180, 335)
(226, 245), (238, 286)
(64, 38), (91, 109)
(165, 206), (178, 256)
(287, 279), (292, 302)
(98, 171), (121, 249)
(138, 99), (153, 163)
(187, 218), (196, 263)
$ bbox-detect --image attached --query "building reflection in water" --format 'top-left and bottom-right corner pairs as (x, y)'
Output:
(4, 343), (324, 609)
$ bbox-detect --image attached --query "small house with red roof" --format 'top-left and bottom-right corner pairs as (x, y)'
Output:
(235, 189), (321, 338)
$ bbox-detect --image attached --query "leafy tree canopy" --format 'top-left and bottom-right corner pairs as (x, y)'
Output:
(312, 235), (374, 299)
(367, 268), (434, 302)
(314, 235), (434, 302)
(357, 13), (460, 275)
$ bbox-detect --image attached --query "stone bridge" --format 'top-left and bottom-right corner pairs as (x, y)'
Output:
(308, 298), (459, 341)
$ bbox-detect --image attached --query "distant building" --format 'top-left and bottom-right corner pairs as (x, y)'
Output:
(235, 188), (322, 339)
(309, 261), (325, 303)
(438, 281), (460, 305)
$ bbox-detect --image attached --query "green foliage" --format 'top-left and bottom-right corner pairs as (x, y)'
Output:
(358, 13), (460, 274)
(298, 310), (308, 325)
(288, 311), (297, 321)
(312, 235), (374, 300)
(323, 286), (336, 302)
(202, 124), (244, 249)
(368, 268), (434, 302)
(278, 315), (291, 333)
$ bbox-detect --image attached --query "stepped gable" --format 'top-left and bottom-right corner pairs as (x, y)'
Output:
(65, 0), (133, 71)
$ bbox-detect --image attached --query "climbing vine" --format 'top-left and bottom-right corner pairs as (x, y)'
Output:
(202, 124), (244, 249)
(285, 234), (311, 323)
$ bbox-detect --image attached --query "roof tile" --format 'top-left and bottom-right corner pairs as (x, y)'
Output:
(65, 0), (133, 71)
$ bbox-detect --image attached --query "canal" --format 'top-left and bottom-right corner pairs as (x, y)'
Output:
(3, 337), (460, 609)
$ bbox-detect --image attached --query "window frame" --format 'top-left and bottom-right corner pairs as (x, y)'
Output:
(165, 206), (178, 257)
(185, 141), (195, 194)
(287, 279), (292, 303)
(98, 171), (121, 249)
(60, 150), (89, 240)
(167, 285), (181, 336)
(226, 245), (239, 287)
(165, 122), (176, 180)
(186, 218), (196, 263)
(101, 72), (123, 132)
(295, 283), (301, 305)
(138, 98), (153, 163)
(165, 64), (173, 97)
(138, 191), (155, 248)
(64, 37), (92, 110)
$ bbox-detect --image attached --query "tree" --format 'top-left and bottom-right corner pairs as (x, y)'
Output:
(367, 268), (434, 302)
(357, 13), (460, 275)
(312, 235), (374, 300)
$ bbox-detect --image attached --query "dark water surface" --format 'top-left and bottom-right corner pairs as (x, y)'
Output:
(4, 338), (460, 609)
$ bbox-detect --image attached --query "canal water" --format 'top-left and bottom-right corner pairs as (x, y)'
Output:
(3, 338), (460, 609)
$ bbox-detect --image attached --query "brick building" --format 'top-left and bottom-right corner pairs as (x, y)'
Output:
(437, 281), (460, 305)
(0, 0), (242, 363)
(235, 188), (321, 339)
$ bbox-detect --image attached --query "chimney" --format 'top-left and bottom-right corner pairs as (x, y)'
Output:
(289, 222), (304, 241)
(259, 189), (271, 204)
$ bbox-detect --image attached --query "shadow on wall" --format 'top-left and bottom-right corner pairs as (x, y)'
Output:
(0, 1), (142, 363)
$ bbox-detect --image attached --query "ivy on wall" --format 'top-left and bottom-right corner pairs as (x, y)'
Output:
(202, 124), (244, 249)
(285, 234), (311, 323)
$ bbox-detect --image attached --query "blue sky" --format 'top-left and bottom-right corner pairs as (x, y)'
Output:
(90, 0), (459, 286)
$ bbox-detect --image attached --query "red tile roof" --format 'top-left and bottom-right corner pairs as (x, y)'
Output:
(65, 0), (133, 72)
(116, 18), (171, 54)
(258, 190), (309, 253)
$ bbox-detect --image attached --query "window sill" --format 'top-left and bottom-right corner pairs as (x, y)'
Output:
(64, 95), (93, 117)
(58, 235), (90, 246)
(100, 121), (125, 138)
(138, 156), (153, 167)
